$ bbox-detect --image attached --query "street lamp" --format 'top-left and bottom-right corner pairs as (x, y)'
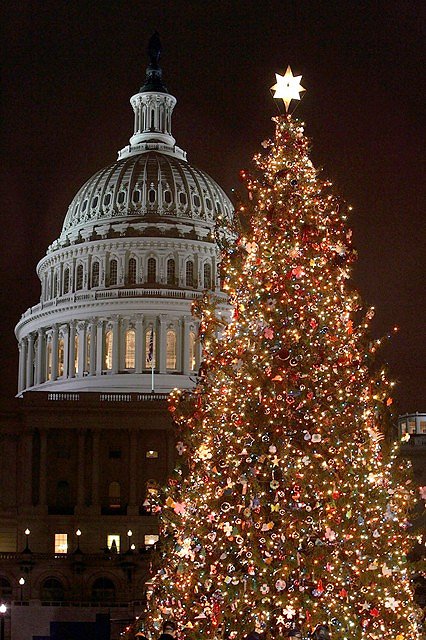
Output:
(24, 528), (31, 552)
(127, 529), (133, 551)
(19, 578), (25, 601)
(75, 529), (82, 552)
(0, 603), (7, 640)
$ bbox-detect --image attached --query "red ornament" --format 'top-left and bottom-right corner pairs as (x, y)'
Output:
(369, 608), (380, 618)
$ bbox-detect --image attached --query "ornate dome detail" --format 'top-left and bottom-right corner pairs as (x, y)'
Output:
(57, 152), (232, 250)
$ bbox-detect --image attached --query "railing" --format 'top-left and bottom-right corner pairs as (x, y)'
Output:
(39, 391), (169, 403)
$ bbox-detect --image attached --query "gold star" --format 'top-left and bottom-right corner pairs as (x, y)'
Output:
(271, 66), (306, 111)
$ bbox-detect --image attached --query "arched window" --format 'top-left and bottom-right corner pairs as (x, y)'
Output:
(74, 335), (79, 373)
(104, 331), (113, 370)
(189, 330), (196, 371)
(0, 577), (12, 602)
(41, 578), (64, 602)
(91, 261), (100, 288)
(185, 260), (194, 287)
(108, 481), (121, 507)
(58, 338), (64, 377)
(109, 259), (118, 286)
(147, 257), (156, 283)
(167, 258), (175, 285)
(166, 329), (177, 369)
(85, 333), (90, 371)
(92, 578), (115, 603)
(76, 264), (83, 291)
(46, 338), (52, 381)
(145, 328), (156, 369)
(63, 268), (70, 294)
(125, 329), (136, 368)
(148, 188), (156, 203)
(203, 263), (212, 289)
(56, 480), (70, 508)
(128, 258), (137, 285)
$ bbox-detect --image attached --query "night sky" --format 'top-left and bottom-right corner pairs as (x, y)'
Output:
(1, 1), (424, 411)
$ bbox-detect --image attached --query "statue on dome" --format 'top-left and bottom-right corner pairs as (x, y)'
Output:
(147, 31), (161, 68)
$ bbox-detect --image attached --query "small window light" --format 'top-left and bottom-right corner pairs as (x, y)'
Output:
(144, 534), (159, 546)
(146, 450), (158, 459)
(54, 533), (68, 554)
(107, 534), (120, 553)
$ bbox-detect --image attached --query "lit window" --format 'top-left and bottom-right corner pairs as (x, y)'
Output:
(203, 263), (212, 289)
(76, 265), (83, 290)
(54, 533), (68, 554)
(420, 421), (426, 434)
(146, 450), (158, 459)
(145, 328), (156, 368)
(144, 534), (159, 546)
(128, 258), (137, 285)
(189, 331), (196, 371)
(109, 259), (117, 286)
(91, 262), (100, 288)
(125, 329), (136, 368)
(400, 421), (407, 434)
(104, 331), (113, 370)
(408, 420), (416, 434)
(58, 338), (64, 377)
(166, 258), (175, 285)
(107, 534), (120, 553)
(185, 261), (194, 287)
(166, 329), (177, 369)
(147, 258), (156, 283)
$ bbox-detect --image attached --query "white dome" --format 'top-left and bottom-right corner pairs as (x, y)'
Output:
(15, 43), (233, 396)
(55, 152), (232, 251)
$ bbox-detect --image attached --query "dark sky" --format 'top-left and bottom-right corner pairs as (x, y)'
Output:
(1, 1), (424, 411)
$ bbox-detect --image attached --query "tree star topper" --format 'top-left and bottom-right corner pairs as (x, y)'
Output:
(271, 66), (306, 111)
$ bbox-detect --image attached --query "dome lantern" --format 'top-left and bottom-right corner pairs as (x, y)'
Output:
(118, 33), (186, 162)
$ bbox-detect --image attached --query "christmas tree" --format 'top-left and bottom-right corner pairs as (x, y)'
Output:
(137, 70), (421, 640)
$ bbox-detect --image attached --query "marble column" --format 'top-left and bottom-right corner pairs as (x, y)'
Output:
(135, 315), (143, 373)
(89, 320), (96, 376)
(18, 340), (27, 392)
(112, 316), (120, 374)
(51, 325), (59, 381)
(62, 326), (69, 378)
(26, 334), (34, 389)
(159, 315), (166, 374)
(35, 328), (44, 385)
(68, 321), (76, 378)
(96, 320), (103, 374)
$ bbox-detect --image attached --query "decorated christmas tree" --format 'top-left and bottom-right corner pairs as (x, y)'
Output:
(136, 69), (421, 640)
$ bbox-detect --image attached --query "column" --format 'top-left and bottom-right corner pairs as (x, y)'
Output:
(96, 320), (103, 374)
(112, 316), (120, 374)
(76, 322), (85, 376)
(39, 429), (47, 508)
(158, 315), (166, 374)
(62, 326), (69, 378)
(135, 315), (143, 373)
(18, 340), (27, 392)
(92, 431), (100, 507)
(26, 334), (34, 388)
(35, 329), (44, 384)
(51, 325), (59, 381)
(182, 316), (191, 375)
(68, 321), (76, 378)
(89, 320), (96, 376)
(128, 430), (139, 514)
(76, 430), (86, 508)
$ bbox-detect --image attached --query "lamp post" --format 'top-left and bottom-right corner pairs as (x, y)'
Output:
(0, 603), (7, 640)
(19, 577), (25, 602)
(24, 528), (31, 552)
(127, 529), (133, 551)
(75, 529), (82, 552)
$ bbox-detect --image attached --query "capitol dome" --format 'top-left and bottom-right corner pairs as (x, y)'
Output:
(15, 35), (233, 395)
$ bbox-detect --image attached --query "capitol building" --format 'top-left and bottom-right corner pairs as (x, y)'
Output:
(0, 36), (233, 640)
